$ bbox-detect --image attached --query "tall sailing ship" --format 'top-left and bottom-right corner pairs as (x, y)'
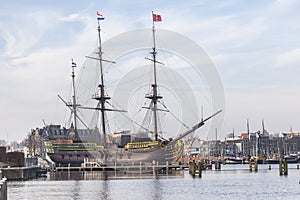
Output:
(40, 12), (221, 167)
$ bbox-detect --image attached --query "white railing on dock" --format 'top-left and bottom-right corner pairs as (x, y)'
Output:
(55, 161), (189, 173)
(81, 158), (103, 168)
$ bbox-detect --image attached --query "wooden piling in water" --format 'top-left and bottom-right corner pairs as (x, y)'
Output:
(188, 161), (194, 174)
(189, 161), (202, 178)
(215, 160), (221, 170)
(198, 162), (202, 178)
(249, 158), (258, 172)
(279, 159), (288, 175)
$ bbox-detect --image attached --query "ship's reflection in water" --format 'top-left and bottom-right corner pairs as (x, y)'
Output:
(151, 177), (162, 200)
(8, 165), (300, 200)
(48, 170), (182, 181)
(42, 171), (182, 200)
(100, 173), (110, 200)
(71, 181), (80, 200)
(65, 172), (114, 200)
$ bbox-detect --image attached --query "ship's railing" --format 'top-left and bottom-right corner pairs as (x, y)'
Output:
(81, 158), (104, 167)
(125, 141), (159, 150)
(43, 140), (54, 153)
(51, 143), (98, 151)
(50, 140), (73, 144)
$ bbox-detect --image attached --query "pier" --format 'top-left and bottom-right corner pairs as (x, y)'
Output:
(0, 167), (42, 181)
(55, 162), (189, 173)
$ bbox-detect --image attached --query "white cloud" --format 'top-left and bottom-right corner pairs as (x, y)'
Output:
(275, 48), (300, 68)
(60, 13), (88, 22)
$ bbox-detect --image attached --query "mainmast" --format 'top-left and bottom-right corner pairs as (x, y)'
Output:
(146, 11), (162, 141)
(94, 13), (110, 147)
(80, 13), (119, 148)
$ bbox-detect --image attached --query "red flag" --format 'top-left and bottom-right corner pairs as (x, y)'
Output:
(152, 13), (162, 22)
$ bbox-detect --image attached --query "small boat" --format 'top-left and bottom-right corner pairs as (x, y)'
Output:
(266, 155), (299, 164)
(284, 155), (299, 163)
(265, 157), (280, 164)
(223, 157), (243, 164)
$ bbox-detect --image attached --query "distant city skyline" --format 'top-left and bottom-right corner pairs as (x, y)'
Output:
(1, 0), (300, 142)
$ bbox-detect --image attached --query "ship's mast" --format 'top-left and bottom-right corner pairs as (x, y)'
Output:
(95, 17), (110, 147)
(71, 60), (79, 140)
(247, 118), (251, 156)
(146, 11), (162, 141)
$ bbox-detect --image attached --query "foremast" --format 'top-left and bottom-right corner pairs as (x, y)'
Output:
(146, 11), (162, 141)
(71, 60), (79, 141)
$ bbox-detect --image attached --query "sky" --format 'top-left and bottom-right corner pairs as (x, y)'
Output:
(1, 0), (300, 142)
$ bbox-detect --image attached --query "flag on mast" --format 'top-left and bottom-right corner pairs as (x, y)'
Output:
(97, 12), (105, 20)
(71, 60), (77, 67)
(152, 13), (162, 22)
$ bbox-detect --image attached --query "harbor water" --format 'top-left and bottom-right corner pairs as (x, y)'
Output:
(7, 164), (300, 200)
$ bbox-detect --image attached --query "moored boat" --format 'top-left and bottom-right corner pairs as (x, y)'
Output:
(223, 157), (243, 164)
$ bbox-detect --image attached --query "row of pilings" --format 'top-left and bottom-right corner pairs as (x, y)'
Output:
(188, 159), (298, 178)
(249, 158), (290, 175)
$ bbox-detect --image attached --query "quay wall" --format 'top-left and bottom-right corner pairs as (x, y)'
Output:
(0, 147), (6, 162)
(0, 170), (7, 200)
(0, 167), (40, 181)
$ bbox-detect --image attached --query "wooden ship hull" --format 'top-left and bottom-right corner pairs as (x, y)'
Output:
(44, 140), (183, 167)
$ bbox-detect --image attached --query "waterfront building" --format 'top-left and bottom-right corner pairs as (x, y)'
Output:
(221, 133), (242, 157)
(184, 138), (205, 158)
(240, 133), (250, 156)
(281, 132), (300, 155)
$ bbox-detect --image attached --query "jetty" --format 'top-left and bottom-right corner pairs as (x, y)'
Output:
(0, 146), (47, 180)
(55, 161), (189, 172)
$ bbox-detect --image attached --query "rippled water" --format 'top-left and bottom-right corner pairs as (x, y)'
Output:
(8, 164), (300, 200)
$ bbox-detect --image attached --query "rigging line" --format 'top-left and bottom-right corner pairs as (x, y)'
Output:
(88, 101), (100, 128)
(67, 112), (73, 127)
(105, 101), (151, 133)
(158, 101), (190, 130)
(155, 111), (170, 142)
(76, 110), (90, 129)
(108, 99), (124, 111)
(55, 95), (69, 127)
(139, 101), (153, 133)
(118, 108), (153, 134)
(109, 98), (145, 123)
(156, 110), (163, 137)
(104, 111), (111, 134)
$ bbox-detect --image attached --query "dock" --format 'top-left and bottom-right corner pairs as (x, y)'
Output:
(0, 167), (44, 181)
(55, 162), (189, 172)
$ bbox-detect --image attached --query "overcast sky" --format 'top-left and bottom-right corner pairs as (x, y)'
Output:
(1, 0), (300, 142)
